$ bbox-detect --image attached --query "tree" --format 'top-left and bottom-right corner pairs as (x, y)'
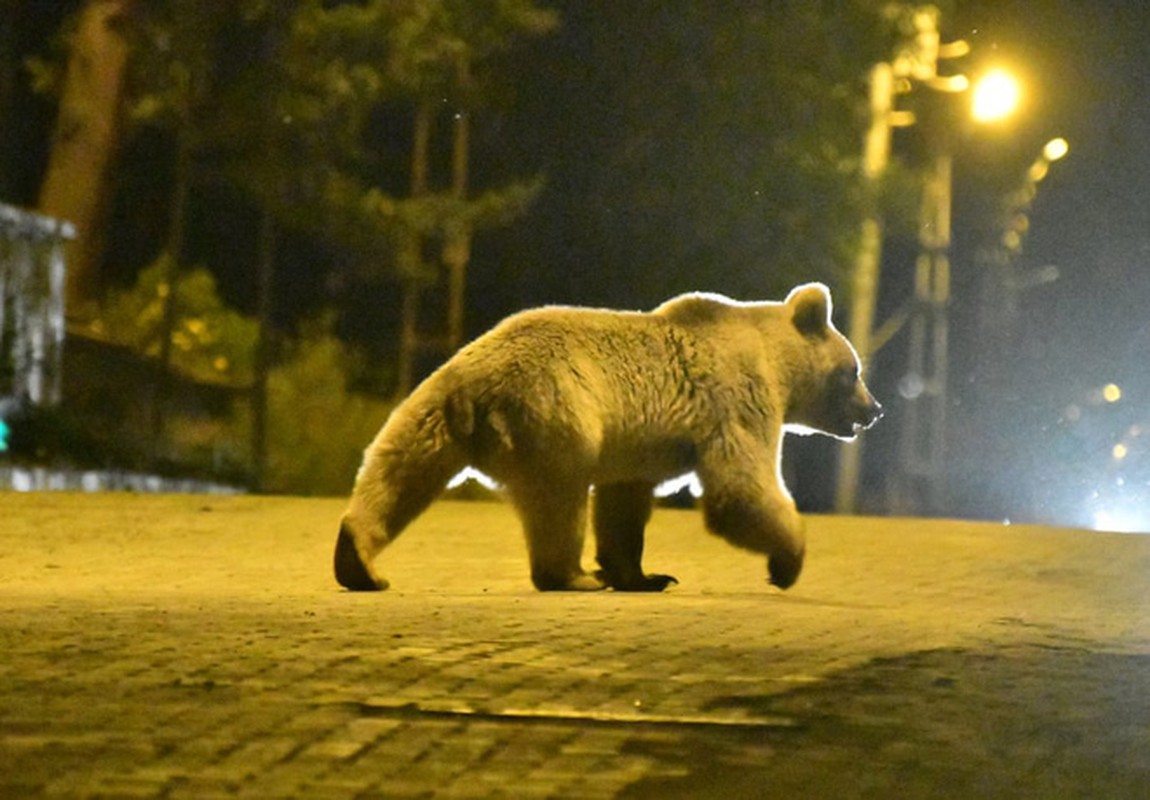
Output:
(33, 0), (136, 312)
(286, 0), (556, 393)
(116, 0), (247, 456)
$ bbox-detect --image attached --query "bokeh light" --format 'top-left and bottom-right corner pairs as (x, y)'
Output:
(971, 69), (1021, 123)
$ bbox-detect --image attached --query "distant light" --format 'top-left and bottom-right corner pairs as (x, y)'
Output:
(1112, 443), (1129, 461)
(1043, 137), (1069, 162)
(0, 418), (8, 453)
(1093, 508), (1148, 534)
(1103, 383), (1123, 403)
(898, 373), (926, 400)
(971, 69), (1021, 123)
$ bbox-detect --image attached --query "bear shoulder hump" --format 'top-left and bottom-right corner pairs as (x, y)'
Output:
(652, 292), (738, 326)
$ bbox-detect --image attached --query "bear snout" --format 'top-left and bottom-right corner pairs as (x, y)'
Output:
(859, 398), (883, 428)
(849, 386), (883, 432)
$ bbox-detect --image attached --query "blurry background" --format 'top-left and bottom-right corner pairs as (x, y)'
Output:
(1, 1), (1147, 532)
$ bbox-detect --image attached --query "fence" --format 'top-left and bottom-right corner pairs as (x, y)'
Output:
(0, 203), (72, 407)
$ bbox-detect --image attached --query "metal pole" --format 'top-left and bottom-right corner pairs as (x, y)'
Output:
(896, 151), (952, 514)
(835, 62), (894, 514)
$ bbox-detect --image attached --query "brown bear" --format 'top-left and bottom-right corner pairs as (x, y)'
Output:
(335, 282), (881, 593)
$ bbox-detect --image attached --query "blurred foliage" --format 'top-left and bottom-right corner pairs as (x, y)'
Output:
(251, 317), (392, 495)
(79, 255), (258, 386)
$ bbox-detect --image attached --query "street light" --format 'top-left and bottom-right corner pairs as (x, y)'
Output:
(895, 67), (1025, 514)
(971, 69), (1022, 123)
(1043, 137), (1069, 162)
(835, 12), (1034, 515)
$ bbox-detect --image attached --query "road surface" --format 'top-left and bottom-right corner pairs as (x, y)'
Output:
(1, 493), (1148, 798)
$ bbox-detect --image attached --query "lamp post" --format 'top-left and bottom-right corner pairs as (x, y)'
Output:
(835, 61), (904, 515)
(833, 3), (1034, 515)
(835, 5), (968, 514)
(835, 5), (950, 514)
(892, 68), (1023, 515)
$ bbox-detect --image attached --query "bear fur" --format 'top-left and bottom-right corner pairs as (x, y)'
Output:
(335, 282), (881, 593)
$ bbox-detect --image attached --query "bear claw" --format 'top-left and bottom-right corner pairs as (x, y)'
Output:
(595, 570), (679, 592)
(632, 573), (679, 592)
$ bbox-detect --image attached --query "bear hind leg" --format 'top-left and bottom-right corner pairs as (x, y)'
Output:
(508, 480), (605, 592)
(593, 481), (678, 592)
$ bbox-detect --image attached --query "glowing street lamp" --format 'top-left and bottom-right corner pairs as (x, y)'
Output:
(896, 67), (1025, 513)
(971, 69), (1022, 123)
(1043, 137), (1069, 162)
(837, 17), (1037, 515)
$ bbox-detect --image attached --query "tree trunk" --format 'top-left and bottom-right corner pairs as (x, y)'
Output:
(397, 101), (432, 397)
(149, 115), (192, 463)
(444, 109), (470, 352)
(37, 0), (135, 314)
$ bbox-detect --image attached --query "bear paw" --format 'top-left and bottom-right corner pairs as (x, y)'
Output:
(767, 550), (803, 590)
(334, 524), (389, 591)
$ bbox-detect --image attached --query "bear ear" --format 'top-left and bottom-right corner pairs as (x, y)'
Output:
(787, 283), (832, 336)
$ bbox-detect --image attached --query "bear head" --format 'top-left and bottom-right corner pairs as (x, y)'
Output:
(781, 283), (883, 440)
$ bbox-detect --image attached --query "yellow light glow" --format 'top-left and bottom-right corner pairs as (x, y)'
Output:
(1043, 137), (1069, 162)
(1112, 443), (1128, 461)
(1103, 383), (1122, 403)
(971, 69), (1021, 123)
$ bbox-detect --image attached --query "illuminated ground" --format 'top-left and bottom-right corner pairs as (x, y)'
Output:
(1, 493), (1148, 798)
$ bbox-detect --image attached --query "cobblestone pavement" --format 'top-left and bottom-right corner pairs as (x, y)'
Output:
(1, 492), (1148, 798)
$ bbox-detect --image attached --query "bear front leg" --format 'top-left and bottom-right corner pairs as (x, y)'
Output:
(506, 479), (606, 592)
(335, 418), (469, 591)
(335, 520), (389, 591)
(697, 436), (806, 589)
(593, 481), (678, 591)
(701, 487), (806, 588)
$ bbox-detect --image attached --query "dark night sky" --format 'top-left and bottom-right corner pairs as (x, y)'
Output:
(950, 1), (1150, 389)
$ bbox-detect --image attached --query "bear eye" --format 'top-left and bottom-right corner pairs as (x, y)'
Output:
(834, 367), (858, 390)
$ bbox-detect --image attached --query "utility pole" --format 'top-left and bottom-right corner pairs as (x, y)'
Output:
(835, 60), (899, 514)
(836, 5), (974, 514)
(894, 149), (953, 513)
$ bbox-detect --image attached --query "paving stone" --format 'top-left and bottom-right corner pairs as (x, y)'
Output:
(1, 494), (1149, 798)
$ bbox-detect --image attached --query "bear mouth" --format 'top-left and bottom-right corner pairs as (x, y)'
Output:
(848, 410), (882, 436)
